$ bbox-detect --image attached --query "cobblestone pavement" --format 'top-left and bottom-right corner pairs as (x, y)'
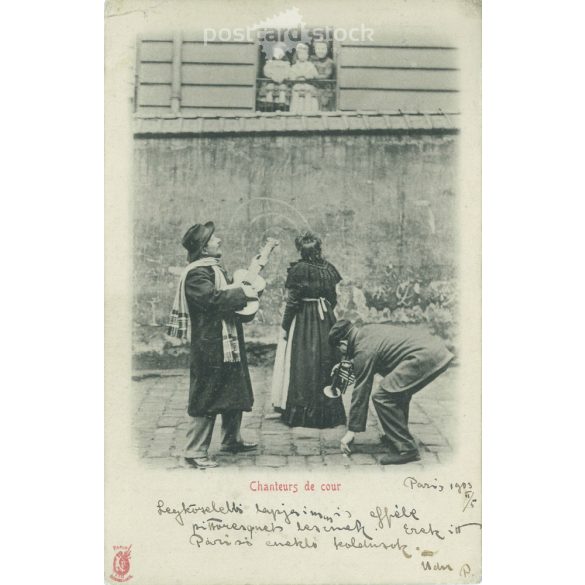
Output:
(132, 364), (456, 470)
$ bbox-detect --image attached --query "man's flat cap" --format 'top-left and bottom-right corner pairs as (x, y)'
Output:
(328, 319), (353, 346)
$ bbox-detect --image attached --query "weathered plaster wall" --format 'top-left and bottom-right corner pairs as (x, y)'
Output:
(133, 132), (458, 358)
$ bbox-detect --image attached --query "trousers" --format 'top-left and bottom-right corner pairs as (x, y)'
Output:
(372, 388), (417, 453)
(184, 410), (243, 458)
(373, 360), (452, 453)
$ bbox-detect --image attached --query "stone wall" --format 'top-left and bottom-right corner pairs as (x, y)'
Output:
(133, 131), (458, 362)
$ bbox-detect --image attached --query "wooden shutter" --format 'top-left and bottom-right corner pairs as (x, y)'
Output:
(136, 34), (257, 115)
(337, 33), (459, 113)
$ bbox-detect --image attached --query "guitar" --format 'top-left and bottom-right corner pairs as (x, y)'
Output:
(232, 238), (280, 321)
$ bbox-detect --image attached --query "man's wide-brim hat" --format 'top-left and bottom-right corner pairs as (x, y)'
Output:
(181, 221), (215, 260)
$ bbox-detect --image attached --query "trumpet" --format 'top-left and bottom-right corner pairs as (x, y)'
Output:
(323, 360), (355, 398)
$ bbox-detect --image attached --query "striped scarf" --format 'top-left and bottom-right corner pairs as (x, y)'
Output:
(167, 257), (240, 363)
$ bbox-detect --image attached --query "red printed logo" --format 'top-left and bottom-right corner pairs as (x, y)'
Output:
(110, 545), (133, 582)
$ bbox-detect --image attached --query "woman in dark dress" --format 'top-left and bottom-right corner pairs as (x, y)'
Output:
(272, 232), (346, 428)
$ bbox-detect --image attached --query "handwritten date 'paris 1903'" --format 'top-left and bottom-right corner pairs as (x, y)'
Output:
(403, 476), (478, 512)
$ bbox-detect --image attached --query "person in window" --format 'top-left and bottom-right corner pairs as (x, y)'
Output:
(289, 43), (319, 113)
(310, 40), (335, 110)
(271, 232), (346, 428)
(311, 40), (335, 78)
(260, 43), (291, 111)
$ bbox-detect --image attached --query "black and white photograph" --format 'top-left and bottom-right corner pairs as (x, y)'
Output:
(132, 12), (463, 472)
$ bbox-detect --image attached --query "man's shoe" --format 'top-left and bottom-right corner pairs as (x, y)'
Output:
(380, 435), (396, 449)
(379, 450), (421, 465)
(220, 441), (258, 454)
(185, 457), (219, 469)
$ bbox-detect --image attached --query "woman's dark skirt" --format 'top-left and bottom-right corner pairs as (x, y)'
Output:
(281, 301), (346, 428)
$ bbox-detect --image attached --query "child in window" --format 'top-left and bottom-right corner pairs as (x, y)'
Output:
(261, 43), (291, 111)
(311, 40), (335, 79)
(289, 43), (319, 113)
(310, 40), (335, 110)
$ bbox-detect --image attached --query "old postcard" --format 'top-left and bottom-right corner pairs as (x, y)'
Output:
(105, 0), (481, 583)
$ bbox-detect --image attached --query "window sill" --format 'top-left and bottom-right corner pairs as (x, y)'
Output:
(133, 110), (460, 136)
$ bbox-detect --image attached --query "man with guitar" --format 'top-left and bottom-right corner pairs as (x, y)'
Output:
(167, 221), (261, 469)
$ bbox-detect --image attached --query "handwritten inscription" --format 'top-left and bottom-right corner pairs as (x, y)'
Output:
(370, 505), (419, 528)
(403, 477), (472, 494)
(156, 500), (243, 526)
(155, 476), (481, 576)
(403, 476), (477, 512)
(421, 560), (453, 571)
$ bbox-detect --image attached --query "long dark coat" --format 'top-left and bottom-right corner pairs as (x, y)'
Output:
(185, 265), (254, 417)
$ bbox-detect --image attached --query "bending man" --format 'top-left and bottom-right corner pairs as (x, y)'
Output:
(328, 320), (454, 465)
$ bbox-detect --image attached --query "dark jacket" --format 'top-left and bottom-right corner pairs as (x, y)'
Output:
(281, 259), (342, 332)
(347, 324), (454, 432)
(185, 265), (254, 416)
